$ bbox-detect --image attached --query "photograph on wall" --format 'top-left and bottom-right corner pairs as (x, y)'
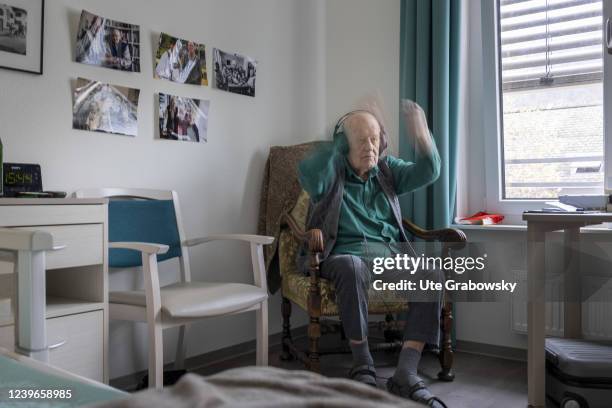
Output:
(155, 32), (207, 86)
(159, 93), (209, 143)
(72, 77), (140, 137)
(0, 2), (26, 55)
(0, 0), (44, 74)
(213, 48), (256, 97)
(75, 9), (140, 72)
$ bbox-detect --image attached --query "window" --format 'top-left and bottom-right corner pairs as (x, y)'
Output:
(498, 0), (605, 199)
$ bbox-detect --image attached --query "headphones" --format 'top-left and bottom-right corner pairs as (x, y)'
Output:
(332, 110), (388, 155)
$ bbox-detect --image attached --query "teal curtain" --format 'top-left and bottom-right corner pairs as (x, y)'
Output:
(399, 0), (461, 229)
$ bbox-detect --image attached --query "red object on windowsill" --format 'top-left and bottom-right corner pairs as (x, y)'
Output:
(455, 211), (504, 225)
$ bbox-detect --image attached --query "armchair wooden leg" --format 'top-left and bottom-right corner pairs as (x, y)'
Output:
(308, 283), (322, 373)
(438, 300), (455, 382)
(280, 296), (293, 361)
(256, 300), (268, 366)
(149, 324), (164, 389)
(174, 325), (187, 370)
(308, 315), (321, 373)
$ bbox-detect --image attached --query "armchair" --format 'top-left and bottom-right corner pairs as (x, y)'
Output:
(75, 188), (274, 389)
(278, 190), (466, 381)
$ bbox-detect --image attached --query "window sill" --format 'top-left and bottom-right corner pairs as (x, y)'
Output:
(452, 223), (612, 234)
(452, 223), (526, 232)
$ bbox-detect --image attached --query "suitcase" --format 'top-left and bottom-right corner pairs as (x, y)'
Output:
(545, 338), (612, 408)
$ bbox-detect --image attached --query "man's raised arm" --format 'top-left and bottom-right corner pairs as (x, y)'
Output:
(297, 143), (339, 203)
(388, 100), (441, 196)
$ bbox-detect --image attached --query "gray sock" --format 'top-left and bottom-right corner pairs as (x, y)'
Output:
(393, 347), (443, 408)
(393, 346), (420, 379)
(349, 340), (374, 367)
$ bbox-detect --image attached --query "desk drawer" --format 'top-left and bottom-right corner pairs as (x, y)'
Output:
(17, 225), (103, 270)
(48, 311), (104, 382)
(0, 322), (12, 348)
(0, 204), (106, 227)
(0, 311), (104, 382)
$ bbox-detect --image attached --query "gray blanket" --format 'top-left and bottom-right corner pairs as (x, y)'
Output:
(94, 366), (421, 407)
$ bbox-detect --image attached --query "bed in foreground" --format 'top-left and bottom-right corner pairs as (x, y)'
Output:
(1, 347), (420, 407)
(94, 366), (421, 408)
(0, 348), (126, 407)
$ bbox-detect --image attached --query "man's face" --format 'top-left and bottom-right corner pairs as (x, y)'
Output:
(112, 30), (121, 44)
(345, 112), (381, 178)
(187, 42), (195, 57)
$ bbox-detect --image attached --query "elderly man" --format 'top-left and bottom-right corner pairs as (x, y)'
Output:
(105, 29), (133, 71)
(298, 101), (446, 407)
(179, 41), (203, 85)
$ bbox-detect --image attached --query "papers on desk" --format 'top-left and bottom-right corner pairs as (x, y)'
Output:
(559, 194), (608, 211)
(524, 201), (601, 214)
(545, 201), (584, 212)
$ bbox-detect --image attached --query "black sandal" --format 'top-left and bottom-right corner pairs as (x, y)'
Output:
(386, 377), (448, 408)
(348, 364), (378, 387)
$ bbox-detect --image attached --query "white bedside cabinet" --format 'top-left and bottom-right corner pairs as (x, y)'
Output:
(0, 198), (109, 383)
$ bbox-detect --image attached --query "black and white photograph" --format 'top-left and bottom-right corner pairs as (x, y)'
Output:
(0, 2), (27, 55)
(0, 0), (43, 74)
(73, 77), (140, 137)
(155, 32), (207, 86)
(75, 9), (140, 72)
(213, 48), (256, 97)
(159, 93), (209, 143)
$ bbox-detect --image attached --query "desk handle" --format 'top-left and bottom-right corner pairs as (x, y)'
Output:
(48, 340), (67, 350)
(52, 245), (67, 251)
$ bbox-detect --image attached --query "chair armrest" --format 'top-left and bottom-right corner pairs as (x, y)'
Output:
(402, 219), (467, 250)
(182, 234), (273, 292)
(182, 234), (274, 247)
(109, 242), (166, 319)
(280, 213), (324, 253)
(109, 242), (169, 255)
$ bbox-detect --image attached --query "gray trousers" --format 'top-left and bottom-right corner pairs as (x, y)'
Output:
(320, 254), (442, 345)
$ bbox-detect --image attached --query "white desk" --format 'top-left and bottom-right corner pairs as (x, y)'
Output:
(522, 212), (612, 408)
(0, 198), (109, 383)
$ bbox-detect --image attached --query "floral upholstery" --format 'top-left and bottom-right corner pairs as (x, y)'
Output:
(279, 190), (408, 316)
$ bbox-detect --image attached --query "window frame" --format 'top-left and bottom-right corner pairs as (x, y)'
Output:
(480, 0), (611, 219)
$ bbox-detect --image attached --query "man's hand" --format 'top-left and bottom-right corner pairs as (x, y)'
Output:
(402, 100), (434, 156)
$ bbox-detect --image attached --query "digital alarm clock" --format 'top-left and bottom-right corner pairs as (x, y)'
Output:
(2, 163), (43, 197)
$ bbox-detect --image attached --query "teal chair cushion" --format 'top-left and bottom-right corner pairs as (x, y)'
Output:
(108, 199), (182, 268)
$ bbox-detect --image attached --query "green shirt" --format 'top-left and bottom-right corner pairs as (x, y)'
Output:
(298, 148), (441, 257)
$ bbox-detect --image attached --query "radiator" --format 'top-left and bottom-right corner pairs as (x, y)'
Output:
(511, 270), (612, 340)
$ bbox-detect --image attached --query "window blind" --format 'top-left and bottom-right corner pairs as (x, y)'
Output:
(500, 0), (603, 89)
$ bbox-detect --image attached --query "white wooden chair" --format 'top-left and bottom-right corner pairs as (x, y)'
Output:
(74, 188), (273, 389)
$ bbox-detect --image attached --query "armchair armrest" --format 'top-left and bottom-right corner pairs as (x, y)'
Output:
(280, 213), (324, 254)
(109, 241), (169, 255)
(402, 219), (467, 244)
(182, 234), (273, 247)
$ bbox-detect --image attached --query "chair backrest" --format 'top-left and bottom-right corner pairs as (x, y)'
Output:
(74, 188), (191, 282)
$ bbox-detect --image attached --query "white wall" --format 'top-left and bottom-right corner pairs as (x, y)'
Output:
(0, 0), (404, 379)
(464, 0), (487, 218)
(453, 0), (538, 350)
(0, 0), (330, 379)
(0, 0), (544, 374)
(325, 0), (401, 154)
